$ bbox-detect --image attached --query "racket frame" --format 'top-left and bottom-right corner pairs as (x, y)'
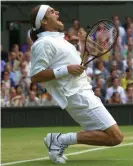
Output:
(81, 19), (119, 66)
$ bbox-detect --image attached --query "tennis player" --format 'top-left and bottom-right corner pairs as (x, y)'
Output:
(30, 5), (123, 164)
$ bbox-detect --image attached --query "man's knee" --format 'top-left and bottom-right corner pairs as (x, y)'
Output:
(105, 124), (124, 146)
(110, 132), (124, 146)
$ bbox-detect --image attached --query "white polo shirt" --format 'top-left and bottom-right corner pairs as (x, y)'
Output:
(30, 32), (92, 109)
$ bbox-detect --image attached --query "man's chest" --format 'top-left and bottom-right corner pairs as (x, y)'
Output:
(50, 38), (81, 66)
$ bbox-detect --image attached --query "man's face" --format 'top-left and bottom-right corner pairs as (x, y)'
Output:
(113, 16), (120, 27)
(12, 44), (19, 52)
(30, 92), (35, 101)
(43, 7), (64, 31)
(113, 78), (119, 87)
(112, 70), (117, 77)
(95, 88), (101, 96)
(10, 52), (17, 60)
(127, 87), (133, 96)
(127, 28), (132, 36)
(126, 17), (132, 24)
(113, 93), (120, 102)
(73, 20), (80, 29)
(4, 72), (9, 81)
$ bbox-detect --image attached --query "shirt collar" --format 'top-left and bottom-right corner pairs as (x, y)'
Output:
(37, 31), (65, 38)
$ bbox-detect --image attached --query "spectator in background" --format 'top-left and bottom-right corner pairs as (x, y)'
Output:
(109, 60), (123, 77)
(24, 91), (40, 107)
(127, 58), (133, 71)
(14, 62), (29, 86)
(69, 35), (79, 50)
(64, 30), (70, 41)
(1, 98), (5, 107)
(123, 16), (132, 31)
(94, 77), (106, 98)
(24, 51), (31, 76)
(106, 69), (119, 87)
(11, 44), (24, 62)
(105, 77), (126, 103)
(40, 92), (58, 106)
(112, 40), (123, 60)
(112, 15), (126, 46)
(1, 60), (6, 73)
(0, 83), (9, 107)
(107, 92), (123, 104)
(124, 27), (133, 45)
(68, 19), (85, 40)
(1, 71), (15, 99)
(130, 23), (133, 32)
(125, 84), (133, 103)
(92, 69), (105, 85)
(4, 63), (15, 85)
(121, 68), (133, 89)
(123, 56), (133, 72)
(127, 40), (133, 54)
(110, 52), (124, 71)
(93, 87), (105, 103)
(122, 40), (133, 60)
(93, 56), (108, 71)
(1, 83), (6, 100)
(9, 87), (17, 107)
(11, 85), (25, 107)
(8, 52), (20, 71)
(30, 83), (39, 97)
(94, 61), (110, 80)
(18, 69), (31, 95)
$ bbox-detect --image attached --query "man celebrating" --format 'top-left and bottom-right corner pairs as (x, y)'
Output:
(30, 5), (123, 164)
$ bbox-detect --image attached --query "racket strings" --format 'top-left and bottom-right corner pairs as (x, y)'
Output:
(86, 37), (104, 54)
(86, 21), (117, 55)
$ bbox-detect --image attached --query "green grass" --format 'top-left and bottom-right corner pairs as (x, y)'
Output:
(1, 126), (133, 166)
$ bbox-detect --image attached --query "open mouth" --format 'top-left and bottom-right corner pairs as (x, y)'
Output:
(57, 17), (61, 22)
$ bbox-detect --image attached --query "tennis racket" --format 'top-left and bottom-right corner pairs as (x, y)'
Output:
(81, 19), (119, 66)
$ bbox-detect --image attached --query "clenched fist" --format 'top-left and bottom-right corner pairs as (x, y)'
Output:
(67, 65), (86, 76)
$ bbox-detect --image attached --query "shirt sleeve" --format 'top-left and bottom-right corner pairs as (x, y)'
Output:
(30, 40), (56, 76)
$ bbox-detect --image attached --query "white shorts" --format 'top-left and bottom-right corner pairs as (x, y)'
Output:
(66, 89), (116, 131)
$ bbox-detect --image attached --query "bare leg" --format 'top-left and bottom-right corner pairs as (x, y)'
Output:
(77, 124), (124, 146)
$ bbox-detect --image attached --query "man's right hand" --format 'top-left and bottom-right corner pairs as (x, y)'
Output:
(67, 65), (86, 76)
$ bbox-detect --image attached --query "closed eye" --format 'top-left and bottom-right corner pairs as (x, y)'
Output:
(50, 9), (55, 14)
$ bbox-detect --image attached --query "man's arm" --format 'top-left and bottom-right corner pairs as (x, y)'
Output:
(31, 65), (86, 83)
(31, 69), (55, 83)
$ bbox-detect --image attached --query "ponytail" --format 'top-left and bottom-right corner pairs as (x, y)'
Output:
(30, 29), (38, 42)
(30, 28), (44, 42)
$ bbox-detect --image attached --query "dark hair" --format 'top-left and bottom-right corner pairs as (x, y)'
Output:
(30, 5), (46, 42)
(112, 76), (119, 82)
(112, 92), (119, 97)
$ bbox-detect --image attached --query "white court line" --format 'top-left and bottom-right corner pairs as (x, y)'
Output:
(1, 142), (133, 166)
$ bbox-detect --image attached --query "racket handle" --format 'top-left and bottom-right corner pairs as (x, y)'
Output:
(80, 61), (83, 66)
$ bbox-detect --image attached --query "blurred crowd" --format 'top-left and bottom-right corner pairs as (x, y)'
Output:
(1, 15), (133, 107)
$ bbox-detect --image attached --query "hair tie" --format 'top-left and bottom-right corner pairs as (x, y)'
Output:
(32, 27), (37, 31)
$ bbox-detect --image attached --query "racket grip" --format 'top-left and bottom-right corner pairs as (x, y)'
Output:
(80, 61), (83, 66)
